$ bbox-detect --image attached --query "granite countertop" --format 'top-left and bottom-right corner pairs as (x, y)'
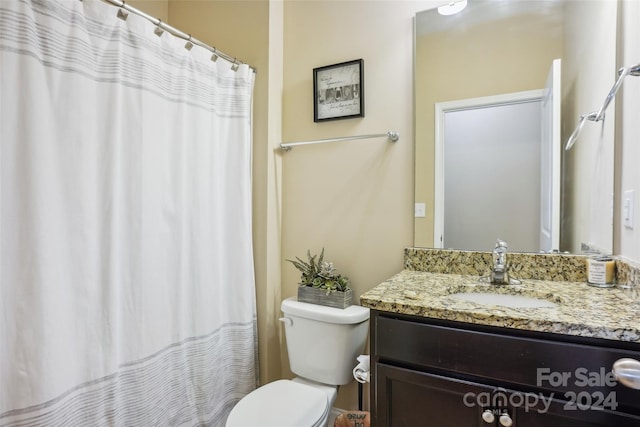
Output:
(360, 269), (640, 343)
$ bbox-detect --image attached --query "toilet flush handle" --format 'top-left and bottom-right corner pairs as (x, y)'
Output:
(279, 317), (292, 326)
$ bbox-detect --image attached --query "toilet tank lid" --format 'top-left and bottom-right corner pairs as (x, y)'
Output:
(281, 297), (370, 324)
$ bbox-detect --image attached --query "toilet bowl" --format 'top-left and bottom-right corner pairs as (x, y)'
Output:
(225, 298), (370, 427)
(225, 378), (337, 427)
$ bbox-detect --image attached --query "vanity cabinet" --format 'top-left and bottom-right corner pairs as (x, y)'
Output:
(370, 310), (640, 427)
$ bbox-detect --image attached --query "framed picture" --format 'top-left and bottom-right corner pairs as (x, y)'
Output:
(313, 59), (364, 122)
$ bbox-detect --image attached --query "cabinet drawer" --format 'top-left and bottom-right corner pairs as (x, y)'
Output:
(374, 313), (640, 414)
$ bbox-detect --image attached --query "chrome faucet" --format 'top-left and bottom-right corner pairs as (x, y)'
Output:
(478, 239), (521, 285)
(490, 239), (510, 285)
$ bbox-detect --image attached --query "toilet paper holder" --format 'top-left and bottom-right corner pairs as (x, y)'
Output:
(353, 354), (370, 384)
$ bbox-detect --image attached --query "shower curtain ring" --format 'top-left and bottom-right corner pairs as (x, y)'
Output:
(231, 59), (240, 72)
(185, 35), (194, 51)
(117, 2), (129, 21)
(154, 20), (164, 37)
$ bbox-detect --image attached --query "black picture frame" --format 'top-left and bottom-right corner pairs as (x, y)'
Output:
(313, 59), (364, 122)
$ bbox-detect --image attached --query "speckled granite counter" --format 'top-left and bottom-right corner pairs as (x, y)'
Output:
(360, 269), (640, 343)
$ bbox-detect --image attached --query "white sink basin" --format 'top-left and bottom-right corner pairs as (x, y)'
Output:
(449, 292), (557, 308)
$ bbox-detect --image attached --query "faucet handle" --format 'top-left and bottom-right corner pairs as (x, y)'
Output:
(492, 239), (508, 274)
(490, 239), (516, 285)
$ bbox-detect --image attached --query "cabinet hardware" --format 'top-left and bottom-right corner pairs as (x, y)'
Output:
(612, 358), (640, 389)
(499, 412), (513, 427)
(481, 409), (495, 423)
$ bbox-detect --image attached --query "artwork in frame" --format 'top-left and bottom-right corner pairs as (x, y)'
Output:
(313, 59), (364, 122)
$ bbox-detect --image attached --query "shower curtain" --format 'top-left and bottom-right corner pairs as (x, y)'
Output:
(0, 0), (257, 425)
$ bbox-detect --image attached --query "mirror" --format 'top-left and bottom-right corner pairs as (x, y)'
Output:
(414, 0), (616, 254)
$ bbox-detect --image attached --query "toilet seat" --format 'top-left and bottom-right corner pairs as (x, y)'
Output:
(226, 379), (329, 427)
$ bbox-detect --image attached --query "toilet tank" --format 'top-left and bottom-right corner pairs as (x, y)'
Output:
(280, 297), (370, 386)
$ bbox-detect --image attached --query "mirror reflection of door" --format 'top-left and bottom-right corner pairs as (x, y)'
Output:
(434, 84), (561, 253)
(444, 99), (542, 252)
(433, 61), (562, 253)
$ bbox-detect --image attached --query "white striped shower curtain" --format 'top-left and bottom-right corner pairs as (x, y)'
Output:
(0, 0), (257, 425)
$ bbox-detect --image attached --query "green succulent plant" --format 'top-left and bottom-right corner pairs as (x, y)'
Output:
(287, 248), (351, 294)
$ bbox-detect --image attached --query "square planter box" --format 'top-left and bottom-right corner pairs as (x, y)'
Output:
(297, 286), (353, 309)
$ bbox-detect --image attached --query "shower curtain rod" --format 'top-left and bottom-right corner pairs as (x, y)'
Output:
(99, 0), (256, 72)
(280, 131), (399, 151)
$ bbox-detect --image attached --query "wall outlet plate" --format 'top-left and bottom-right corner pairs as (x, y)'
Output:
(415, 202), (426, 218)
(623, 190), (635, 229)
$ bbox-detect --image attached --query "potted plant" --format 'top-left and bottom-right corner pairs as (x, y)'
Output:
(287, 248), (353, 309)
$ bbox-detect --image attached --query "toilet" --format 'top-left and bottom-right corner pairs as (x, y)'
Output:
(226, 297), (370, 427)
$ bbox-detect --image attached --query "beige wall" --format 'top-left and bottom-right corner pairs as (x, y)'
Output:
(562, 0), (617, 254)
(414, 11), (563, 247)
(128, 0), (169, 22)
(281, 0), (434, 409)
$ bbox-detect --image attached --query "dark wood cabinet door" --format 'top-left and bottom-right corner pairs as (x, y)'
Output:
(375, 363), (497, 427)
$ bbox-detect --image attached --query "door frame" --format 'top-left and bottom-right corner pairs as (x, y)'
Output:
(433, 89), (545, 248)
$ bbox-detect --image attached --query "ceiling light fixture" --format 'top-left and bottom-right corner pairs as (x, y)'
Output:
(438, 0), (468, 16)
